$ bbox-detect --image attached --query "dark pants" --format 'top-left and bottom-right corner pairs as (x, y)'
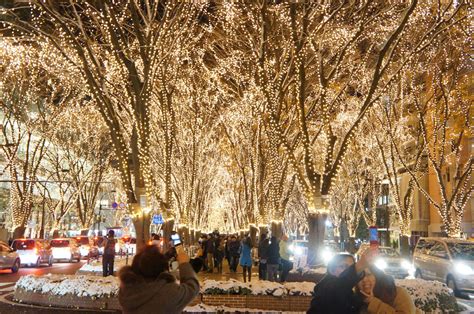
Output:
(259, 261), (267, 280)
(230, 255), (239, 272)
(102, 254), (114, 277)
(280, 258), (293, 282)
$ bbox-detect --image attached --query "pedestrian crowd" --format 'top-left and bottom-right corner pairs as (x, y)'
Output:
(196, 231), (294, 283)
(110, 230), (418, 314)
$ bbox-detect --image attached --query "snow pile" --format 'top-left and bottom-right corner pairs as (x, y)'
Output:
(201, 279), (314, 297)
(184, 303), (305, 313)
(396, 278), (462, 313)
(77, 257), (129, 274)
(16, 274), (119, 298)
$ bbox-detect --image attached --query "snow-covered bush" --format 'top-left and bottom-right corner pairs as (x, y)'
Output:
(201, 279), (313, 297)
(396, 279), (463, 313)
(16, 274), (119, 298)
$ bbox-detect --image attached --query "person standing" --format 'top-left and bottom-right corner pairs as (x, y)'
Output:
(228, 235), (240, 273)
(258, 233), (269, 280)
(279, 234), (293, 282)
(239, 235), (253, 282)
(214, 235), (225, 273)
(102, 230), (116, 277)
(266, 236), (280, 282)
(206, 233), (215, 273)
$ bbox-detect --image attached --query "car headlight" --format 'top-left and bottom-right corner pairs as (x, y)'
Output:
(454, 262), (474, 275)
(321, 249), (335, 265)
(401, 260), (413, 270)
(374, 259), (387, 270)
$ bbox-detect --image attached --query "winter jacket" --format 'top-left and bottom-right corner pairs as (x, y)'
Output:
(279, 240), (291, 261)
(103, 236), (116, 256)
(258, 239), (269, 260)
(307, 264), (364, 314)
(119, 263), (199, 314)
(363, 286), (419, 314)
(267, 240), (280, 265)
(228, 240), (240, 257)
(206, 237), (215, 254)
(239, 242), (252, 267)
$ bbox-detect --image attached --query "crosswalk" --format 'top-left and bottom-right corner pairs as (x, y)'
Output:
(0, 282), (15, 293)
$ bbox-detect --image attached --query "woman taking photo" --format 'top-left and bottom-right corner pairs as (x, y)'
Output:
(356, 267), (418, 314)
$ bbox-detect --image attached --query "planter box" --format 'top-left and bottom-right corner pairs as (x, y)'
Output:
(13, 288), (121, 311)
(201, 294), (312, 311)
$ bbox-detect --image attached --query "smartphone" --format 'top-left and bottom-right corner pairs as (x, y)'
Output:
(369, 226), (379, 249)
(171, 233), (181, 246)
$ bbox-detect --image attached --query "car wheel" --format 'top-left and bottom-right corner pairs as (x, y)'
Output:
(447, 275), (463, 298)
(35, 257), (41, 268)
(415, 269), (422, 279)
(11, 259), (20, 273)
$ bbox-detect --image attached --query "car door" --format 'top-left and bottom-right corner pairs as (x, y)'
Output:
(414, 239), (435, 279)
(427, 241), (451, 282)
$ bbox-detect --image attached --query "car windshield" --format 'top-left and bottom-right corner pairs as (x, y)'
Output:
(13, 240), (35, 250)
(379, 248), (399, 257)
(50, 240), (70, 247)
(447, 242), (474, 261)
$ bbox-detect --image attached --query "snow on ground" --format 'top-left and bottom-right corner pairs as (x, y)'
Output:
(290, 266), (327, 275)
(16, 274), (119, 298)
(77, 256), (130, 274)
(184, 303), (305, 313)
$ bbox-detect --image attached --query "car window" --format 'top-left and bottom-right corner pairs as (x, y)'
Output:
(12, 240), (35, 250)
(416, 239), (435, 254)
(50, 240), (70, 247)
(77, 237), (90, 245)
(429, 242), (448, 259)
(447, 242), (474, 261)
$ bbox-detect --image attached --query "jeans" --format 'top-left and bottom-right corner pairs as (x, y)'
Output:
(280, 258), (293, 282)
(102, 254), (114, 277)
(267, 264), (279, 282)
(230, 255), (239, 272)
(259, 261), (267, 280)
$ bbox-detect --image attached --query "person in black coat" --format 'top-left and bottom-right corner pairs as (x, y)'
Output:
(258, 233), (270, 280)
(306, 250), (376, 314)
(266, 236), (280, 282)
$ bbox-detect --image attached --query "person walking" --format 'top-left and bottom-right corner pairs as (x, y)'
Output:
(266, 236), (280, 282)
(228, 235), (240, 273)
(279, 234), (293, 282)
(102, 230), (116, 277)
(214, 235), (225, 274)
(239, 235), (253, 282)
(119, 245), (200, 314)
(258, 233), (269, 280)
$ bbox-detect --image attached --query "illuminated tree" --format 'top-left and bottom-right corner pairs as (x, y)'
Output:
(3, 0), (213, 247)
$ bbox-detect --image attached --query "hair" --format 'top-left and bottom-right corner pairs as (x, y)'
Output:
(243, 236), (252, 246)
(107, 230), (115, 237)
(260, 233), (267, 240)
(370, 266), (397, 305)
(131, 245), (171, 280)
(327, 254), (354, 274)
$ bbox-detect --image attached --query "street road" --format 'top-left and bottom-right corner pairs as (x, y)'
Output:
(0, 260), (85, 283)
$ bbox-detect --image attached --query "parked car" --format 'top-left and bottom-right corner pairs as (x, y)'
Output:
(119, 236), (136, 255)
(11, 239), (53, 267)
(413, 237), (474, 297)
(356, 243), (413, 278)
(0, 241), (20, 273)
(76, 236), (99, 259)
(50, 238), (81, 262)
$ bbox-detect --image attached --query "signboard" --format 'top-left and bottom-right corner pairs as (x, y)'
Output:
(369, 226), (379, 249)
(152, 214), (164, 225)
(112, 202), (118, 209)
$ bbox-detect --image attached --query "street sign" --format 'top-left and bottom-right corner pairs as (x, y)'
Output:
(112, 202), (118, 209)
(152, 214), (164, 225)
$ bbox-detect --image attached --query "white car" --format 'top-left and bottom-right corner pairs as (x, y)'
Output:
(356, 244), (413, 278)
(0, 241), (20, 273)
(50, 238), (81, 262)
(12, 239), (53, 267)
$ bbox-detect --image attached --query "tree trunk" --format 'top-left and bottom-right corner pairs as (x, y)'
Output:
(178, 225), (190, 246)
(195, 230), (201, 242)
(134, 211), (151, 252)
(161, 219), (175, 251)
(80, 229), (89, 236)
(190, 228), (195, 245)
(271, 221), (284, 239)
(347, 237), (357, 254)
(52, 229), (60, 239)
(12, 226), (26, 240)
(307, 212), (328, 266)
(399, 235), (410, 257)
(249, 225), (258, 247)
